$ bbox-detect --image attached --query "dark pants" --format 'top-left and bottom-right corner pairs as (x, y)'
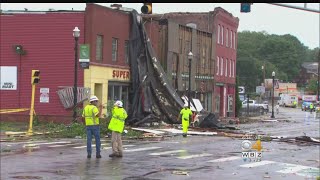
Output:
(86, 125), (101, 155)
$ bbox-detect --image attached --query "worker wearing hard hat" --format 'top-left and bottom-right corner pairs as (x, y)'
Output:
(82, 95), (103, 159)
(179, 104), (192, 137)
(108, 100), (128, 158)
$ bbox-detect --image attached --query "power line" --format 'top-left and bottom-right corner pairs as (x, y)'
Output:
(267, 3), (320, 13)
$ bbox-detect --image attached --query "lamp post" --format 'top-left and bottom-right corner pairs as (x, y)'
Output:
(188, 51), (193, 108)
(73, 27), (80, 122)
(271, 71), (275, 118)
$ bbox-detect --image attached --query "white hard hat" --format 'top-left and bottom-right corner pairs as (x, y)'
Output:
(184, 104), (188, 107)
(89, 96), (99, 102)
(114, 100), (123, 107)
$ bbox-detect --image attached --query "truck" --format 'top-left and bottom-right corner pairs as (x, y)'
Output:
(278, 94), (298, 108)
(242, 99), (269, 112)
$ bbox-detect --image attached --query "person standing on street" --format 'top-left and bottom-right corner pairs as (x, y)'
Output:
(310, 103), (314, 114)
(179, 104), (192, 138)
(276, 103), (280, 114)
(293, 100), (297, 108)
(82, 95), (103, 159)
(108, 100), (127, 158)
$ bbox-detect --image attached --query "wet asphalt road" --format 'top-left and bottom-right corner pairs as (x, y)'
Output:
(0, 107), (319, 180)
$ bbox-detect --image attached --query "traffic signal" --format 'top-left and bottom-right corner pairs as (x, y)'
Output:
(31, 70), (40, 84)
(141, 3), (152, 14)
(240, 3), (252, 13)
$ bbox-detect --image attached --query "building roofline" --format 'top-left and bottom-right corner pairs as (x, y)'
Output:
(1, 10), (85, 14)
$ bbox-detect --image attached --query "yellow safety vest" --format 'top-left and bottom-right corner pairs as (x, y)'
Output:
(82, 104), (99, 126)
(108, 106), (128, 133)
(180, 108), (192, 121)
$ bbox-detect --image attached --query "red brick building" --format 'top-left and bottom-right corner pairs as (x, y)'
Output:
(0, 4), (238, 123)
(0, 4), (132, 122)
(0, 11), (85, 122)
(143, 7), (239, 119)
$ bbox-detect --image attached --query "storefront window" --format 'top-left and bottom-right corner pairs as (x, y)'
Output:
(108, 82), (129, 110)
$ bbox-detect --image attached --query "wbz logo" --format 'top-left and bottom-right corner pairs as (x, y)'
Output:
(241, 134), (263, 162)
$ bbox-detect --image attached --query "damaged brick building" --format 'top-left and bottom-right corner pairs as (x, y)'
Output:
(143, 8), (239, 119)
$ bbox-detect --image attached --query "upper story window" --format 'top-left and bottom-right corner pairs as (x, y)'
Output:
(96, 35), (103, 61)
(125, 40), (129, 64)
(234, 31), (236, 49)
(112, 38), (118, 61)
(230, 30), (233, 49)
(217, 25), (221, 44)
(233, 60), (235, 77)
(225, 58), (228, 77)
(216, 56), (220, 75)
(220, 57), (224, 76)
(226, 28), (229, 47)
(221, 26), (224, 45)
(229, 59), (232, 77)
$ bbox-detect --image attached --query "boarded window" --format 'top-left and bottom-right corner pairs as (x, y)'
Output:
(96, 35), (103, 61)
(125, 40), (129, 64)
(112, 38), (118, 61)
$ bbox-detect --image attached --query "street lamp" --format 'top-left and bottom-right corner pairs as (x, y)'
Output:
(188, 51), (193, 108)
(271, 71), (275, 118)
(73, 27), (80, 122)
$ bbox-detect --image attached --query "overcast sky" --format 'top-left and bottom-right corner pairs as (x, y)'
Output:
(1, 3), (319, 49)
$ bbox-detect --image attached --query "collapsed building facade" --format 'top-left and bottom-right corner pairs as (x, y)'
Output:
(0, 4), (239, 124)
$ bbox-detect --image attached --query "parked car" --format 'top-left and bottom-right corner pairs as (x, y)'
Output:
(242, 100), (269, 112)
(301, 101), (312, 111)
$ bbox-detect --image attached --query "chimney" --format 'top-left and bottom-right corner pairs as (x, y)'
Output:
(111, 4), (122, 8)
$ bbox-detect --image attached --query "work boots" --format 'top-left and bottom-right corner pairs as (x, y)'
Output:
(87, 154), (91, 158)
(109, 153), (122, 158)
(96, 154), (102, 158)
(183, 134), (187, 138)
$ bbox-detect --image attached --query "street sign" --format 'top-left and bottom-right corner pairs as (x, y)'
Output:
(79, 44), (90, 69)
(239, 86), (245, 94)
(256, 86), (265, 94)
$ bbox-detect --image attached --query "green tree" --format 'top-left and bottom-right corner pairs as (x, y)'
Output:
(235, 78), (242, 117)
(306, 78), (318, 93)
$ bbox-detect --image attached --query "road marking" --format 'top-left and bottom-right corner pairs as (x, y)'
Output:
(276, 163), (317, 174)
(124, 147), (162, 152)
(240, 160), (276, 168)
(102, 145), (136, 150)
(207, 156), (241, 163)
(48, 143), (83, 148)
(149, 150), (186, 156)
(177, 153), (212, 159)
(73, 143), (108, 149)
(23, 141), (72, 147)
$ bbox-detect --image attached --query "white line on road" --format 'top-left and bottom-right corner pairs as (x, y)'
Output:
(73, 143), (108, 149)
(276, 163), (317, 174)
(103, 145), (136, 150)
(240, 160), (276, 168)
(24, 141), (72, 146)
(124, 147), (162, 152)
(207, 156), (241, 163)
(177, 153), (212, 159)
(48, 143), (83, 148)
(149, 150), (186, 156)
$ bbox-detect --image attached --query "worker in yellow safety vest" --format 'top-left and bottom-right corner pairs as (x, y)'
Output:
(108, 100), (127, 158)
(82, 95), (103, 159)
(293, 101), (297, 108)
(179, 104), (192, 138)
